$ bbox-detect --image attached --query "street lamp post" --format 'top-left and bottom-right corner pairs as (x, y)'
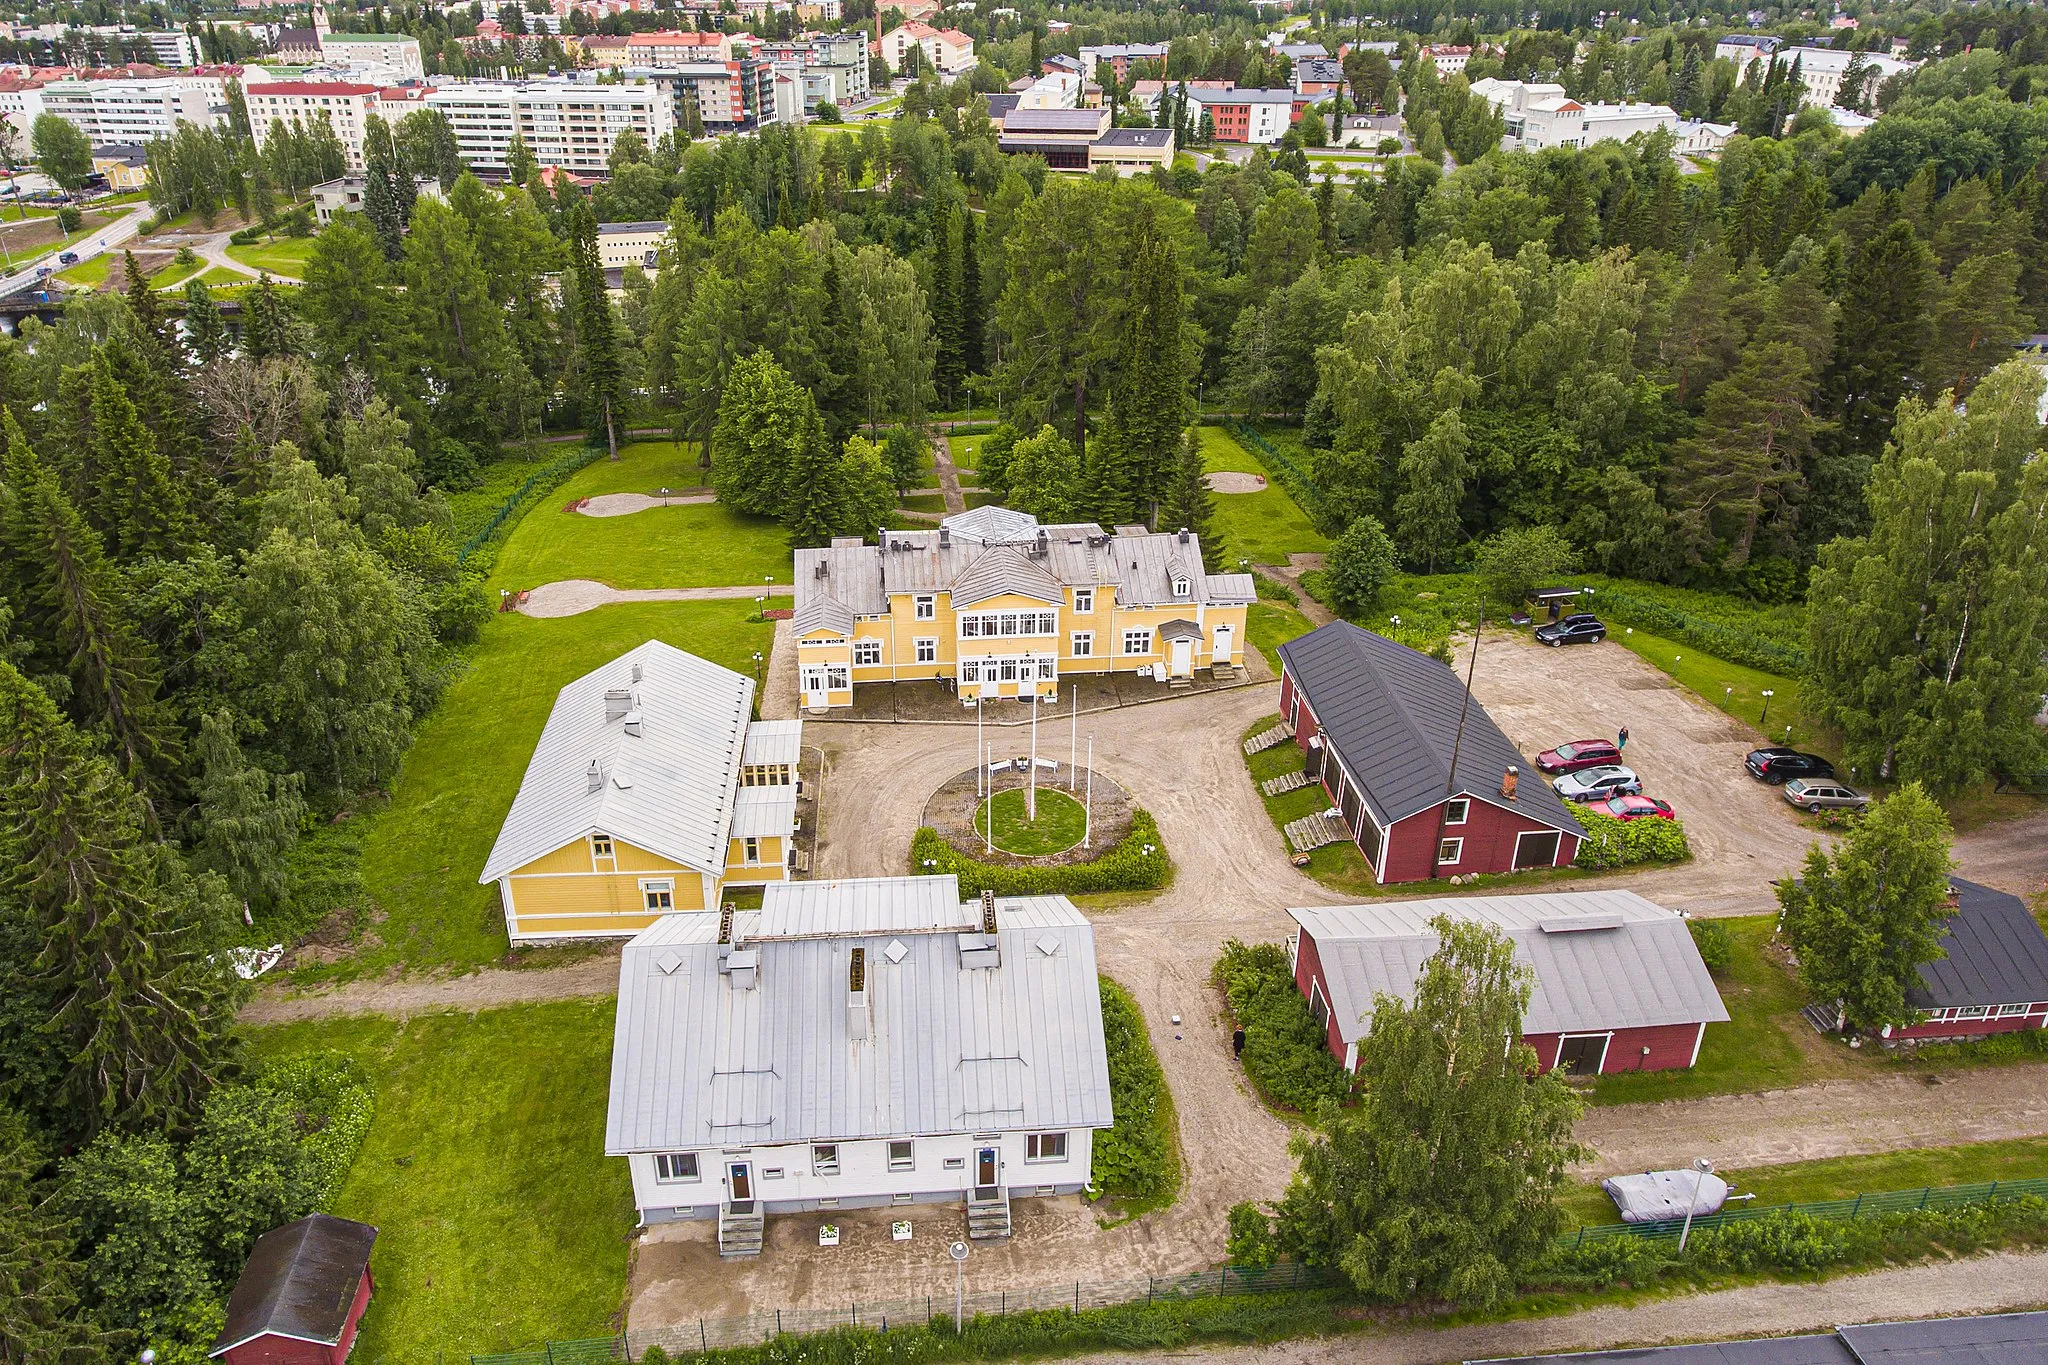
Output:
(1759, 689), (1775, 727)
(949, 1240), (970, 1333)
(1678, 1157), (1714, 1252)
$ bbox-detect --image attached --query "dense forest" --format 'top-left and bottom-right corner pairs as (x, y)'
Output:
(2, 3), (2047, 1359)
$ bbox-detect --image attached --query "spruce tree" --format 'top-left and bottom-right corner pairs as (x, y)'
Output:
(122, 249), (169, 353)
(1092, 222), (1190, 525)
(362, 114), (405, 259)
(0, 1111), (115, 1363)
(959, 205), (985, 376)
(567, 199), (624, 457)
(781, 400), (849, 547)
(1821, 218), (1936, 496)
(0, 659), (232, 1138)
(87, 353), (195, 562)
(1159, 427), (1222, 570)
(181, 277), (229, 365)
(193, 710), (306, 916)
(929, 199), (964, 401)
(242, 274), (289, 360)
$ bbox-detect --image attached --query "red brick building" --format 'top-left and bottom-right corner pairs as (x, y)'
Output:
(1277, 622), (1583, 884)
(1288, 891), (1729, 1075)
(210, 1215), (377, 1365)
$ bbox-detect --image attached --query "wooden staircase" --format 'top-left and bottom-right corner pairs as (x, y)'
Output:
(718, 1201), (764, 1258)
(966, 1186), (1012, 1241)
(1243, 719), (1296, 755)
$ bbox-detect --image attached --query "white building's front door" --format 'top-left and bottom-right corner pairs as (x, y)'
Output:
(1170, 636), (1193, 677)
(800, 667), (829, 709)
(1212, 624), (1234, 664)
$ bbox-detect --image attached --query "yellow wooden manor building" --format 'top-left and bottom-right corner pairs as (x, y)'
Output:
(479, 640), (802, 942)
(791, 507), (1256, 709)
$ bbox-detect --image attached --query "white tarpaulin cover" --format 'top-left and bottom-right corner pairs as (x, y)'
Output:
(1602, 1169), (1730, 1223)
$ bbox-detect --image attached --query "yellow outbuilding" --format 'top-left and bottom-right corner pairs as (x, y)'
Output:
(479, 640), (802, 942)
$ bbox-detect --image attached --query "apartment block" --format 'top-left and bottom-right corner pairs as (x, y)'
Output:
(425, 79), (674, 174)
(37, 76), (215, 142)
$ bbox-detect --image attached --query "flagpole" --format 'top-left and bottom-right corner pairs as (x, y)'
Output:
(1028, 684), (1039, 822)
(1084, 736), (1093, 848)
(1069, 683), (1078, 791)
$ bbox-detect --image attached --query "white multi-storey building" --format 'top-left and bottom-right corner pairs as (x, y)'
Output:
(37, 77), (216, 142)
(1470, 77), (1678, 151)
(245, 82), (383, 169)
(425, 79), (674, 175)
(1716, 39), (1915, 108)
(311, 30), (426, 80)
(879, 20), (976, 75)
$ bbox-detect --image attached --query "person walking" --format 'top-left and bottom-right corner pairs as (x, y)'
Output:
(1232, 1027), (1247, 1058)
(1617, 725), (1629, 752)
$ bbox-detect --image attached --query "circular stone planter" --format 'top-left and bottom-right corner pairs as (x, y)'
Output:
(922, 763), (1134, 866)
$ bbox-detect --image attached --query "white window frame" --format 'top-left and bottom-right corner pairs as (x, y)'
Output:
(887, 1140), (914, 1171)
(915, 637), (937, 664)
(743, 836), (760, 864)
(1442, 799), (1469, 826)
(1437, 837), (1463, 865)
(590, 832), (614, 858)
(1995, 1003), (2029, 1018)
(1172, 577), (1190, 597)
(1025, 1132), (1067, 1162)
(812, 1143), (839, 1175)
(1956, 1005), (1990, 1020)
(1071, 632), (1093, 658)
(853, 638), (883, 666)
(654, 1152), (700, 1182)
(640, 879), (674, 911)
(1073, 587), (1094, 613)
(914, 594), (935, 620)
(1122, 628), (1153, 656)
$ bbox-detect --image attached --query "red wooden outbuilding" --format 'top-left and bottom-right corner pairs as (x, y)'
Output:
(209, 1214), (377, 1365)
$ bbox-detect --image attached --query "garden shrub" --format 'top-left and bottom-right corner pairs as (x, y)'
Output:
(1093, 979), (1178, 1203)
(1227, 1201), (1280, 1267)
(1525, 1231), (1676, 1290)
(255, 1052), (376, 1207)
(1252, 571), (1299, 605)
(1686, 1208), (1852, 1272)
(1572, 807), (1691, 870)
(1213, 940), (1350, 1113)
(1585, 578), (1807, 675)
(906, 810), (1169, 896)
(1687, 917), (1734, 975)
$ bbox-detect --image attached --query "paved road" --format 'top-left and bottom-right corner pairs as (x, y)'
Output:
(0, 199), (151, 298)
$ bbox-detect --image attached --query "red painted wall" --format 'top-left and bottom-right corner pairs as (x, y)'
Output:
(1381, 799), (1579, 884)
(1526, 1021), (1704, 1074)
(1889, 1009), (2048, 1042)
(221, 1268), (372, 1365)
(1291, 929), (1349, 1059)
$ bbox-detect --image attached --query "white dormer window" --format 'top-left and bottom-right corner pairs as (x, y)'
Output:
(1073, 587), (1094, 613)
(1172, 577), (1190, 598)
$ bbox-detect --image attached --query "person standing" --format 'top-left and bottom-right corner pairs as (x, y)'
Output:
(1232, 1027), (1247, 1058)
(1618, 725), (1629, 752)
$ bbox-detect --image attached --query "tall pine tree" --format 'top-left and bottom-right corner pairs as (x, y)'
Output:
(567, 199), (624, 458)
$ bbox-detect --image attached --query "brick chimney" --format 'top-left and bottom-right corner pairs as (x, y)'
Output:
(1500, 765), (1519, 800)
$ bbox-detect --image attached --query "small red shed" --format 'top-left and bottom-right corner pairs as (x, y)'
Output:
(1288, 890), (1729, 1075)
(209, 1214), (377, 1365)
(1276, 622), (1584, 883)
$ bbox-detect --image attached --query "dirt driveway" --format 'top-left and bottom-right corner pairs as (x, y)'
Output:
(1457, 632), (1822, 918)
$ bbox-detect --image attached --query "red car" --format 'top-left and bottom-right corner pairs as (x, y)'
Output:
(1535, 739), (1622, 774)
(1596, 794), (1674, 821)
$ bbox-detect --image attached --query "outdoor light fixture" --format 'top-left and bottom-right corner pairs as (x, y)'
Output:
(1760, 689), (1775, 726)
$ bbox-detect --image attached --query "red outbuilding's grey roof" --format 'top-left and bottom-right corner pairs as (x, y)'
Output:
(210, 1214), (376, 1357)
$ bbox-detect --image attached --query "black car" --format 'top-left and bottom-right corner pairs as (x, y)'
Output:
(1745, 748), (1835, 784)
(1534, 613), (1606, 646)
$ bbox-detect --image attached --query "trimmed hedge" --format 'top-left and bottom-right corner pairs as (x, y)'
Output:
(1214, 940), (1350, 1113)
(907, 809), (1169, 896)
(1586, 580), (1807, 676)
(1094, 978), (1180, 1204)
(255, 1051), (376, 1207)
(1571, 806), (1691, 870)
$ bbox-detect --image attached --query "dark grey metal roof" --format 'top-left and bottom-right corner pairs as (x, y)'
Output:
(1277, 622), (1584, 836)
(1001, 107), (1108, 133)
(984, 93), (1020, 118)
(1096, 127), (1173, 147)
(1469, 1336), (1853, 1363)
(1909, 879), (2048, 1009)
(209, 1214), (376, 1356)
(1838, 1310), (2048, 1362)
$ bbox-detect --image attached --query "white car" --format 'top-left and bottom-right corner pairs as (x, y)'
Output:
(1552, 764), (1642, 802)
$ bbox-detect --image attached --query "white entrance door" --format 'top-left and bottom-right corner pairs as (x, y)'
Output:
(1170, 636), (1193, 677)
(1212, 624), (1234, 664)
(800, 667), (828, 709)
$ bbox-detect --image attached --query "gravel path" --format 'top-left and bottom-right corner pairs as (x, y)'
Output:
(516, 579), (791, 618)
(239, 949), (620, 1024)
(1063, 1249), (2048, 1364)
(576, 491), (715, 517)
(1955, 810), (2048, 902)
(1206, 471), (1269, 493)
(931, 433), (967, 514)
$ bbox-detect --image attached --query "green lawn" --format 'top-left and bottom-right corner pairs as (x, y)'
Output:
(974, 787), (1087, 855)
(315, 601), (775, 979)
(1197, 425), (1330, 567)
(54, 253), (112, 287)
(196, 265), (252, 286)
(487, 440), (792, 591)
(950, 432), (985, 474)
(244, 1000), (634, 1358)
(1242, 712), (1383, 894)
(226, 236), (316, 276)
(149, 257), (206, 290)
(901, 493), (947, 514)
(1248, 600), (1316, 672)
(1557, 1135), (2048, 1227)
(1587, 915), (1852, 1106)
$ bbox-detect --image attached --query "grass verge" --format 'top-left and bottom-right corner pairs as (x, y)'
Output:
(225, 235), (316, 276)
(1247, 600), (1315, 672)
(487, 440), (791, 592)
(244, 1000), (634, 1360)
(290, 601), (774, 980)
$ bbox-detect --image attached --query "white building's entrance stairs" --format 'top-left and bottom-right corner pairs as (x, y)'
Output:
(966, 1186), (1012, 1240)
(718, 1201), (764, 1257)
(1243, 719), (1295, 755)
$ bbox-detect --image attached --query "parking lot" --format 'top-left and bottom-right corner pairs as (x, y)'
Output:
(1459, 630), (1825, 916)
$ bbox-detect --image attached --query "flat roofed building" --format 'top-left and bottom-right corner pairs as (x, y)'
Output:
(606, 876), (1113, 1246)
(311, 171), (443, 223)
(624, 28), (734, 64)
(425, 78), (674, 174)
(597, 220), (666, 272)
(1090, 125), (1174, 174)
(38, 76), (214, 142)
(246, 81), (381, 168)
(791, 507), (1251, 709)
(1290, 890), (1729, 1075)
(316, 31), (425, 80)
(478, 640), (802, 941)
(995, 104), (1109, 168)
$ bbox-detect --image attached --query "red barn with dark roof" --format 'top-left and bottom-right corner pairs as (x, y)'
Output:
(209, 1214), (376, 1365)
(1876, 879), (2048, 1042)
(1277, 622), (1583, 883)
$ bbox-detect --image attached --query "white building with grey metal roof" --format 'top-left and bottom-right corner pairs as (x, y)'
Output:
(606, 876), (1113, 1251)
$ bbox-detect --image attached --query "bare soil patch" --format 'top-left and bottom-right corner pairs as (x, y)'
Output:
(576, 491), (715, 517)
(1206, 470), (1269, 493)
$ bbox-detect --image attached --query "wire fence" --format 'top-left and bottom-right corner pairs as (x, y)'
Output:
(1222, 418), (1329, 526)
(456, 445), (607, 565)
(471, 1263), (1341, 1365)
(1563, 1175), (2048, 1246)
